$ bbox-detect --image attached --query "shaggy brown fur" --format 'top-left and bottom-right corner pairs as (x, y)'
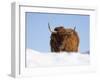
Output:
(59, 28), (79, 52)
(50, 26), (79, 52)
(50, 26), (65, 52)
(50, 33), (60, 52)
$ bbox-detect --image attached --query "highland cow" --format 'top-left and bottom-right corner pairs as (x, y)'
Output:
(48, 23), (79, 53)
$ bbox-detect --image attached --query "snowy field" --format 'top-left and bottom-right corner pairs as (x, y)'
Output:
(26, 48), (90, 67)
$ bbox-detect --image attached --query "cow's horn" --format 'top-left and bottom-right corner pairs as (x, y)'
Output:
(74, 26), (76, 31)
(48, 23), (57, 33)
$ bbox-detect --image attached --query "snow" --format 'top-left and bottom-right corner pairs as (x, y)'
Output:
(26, 48), (90, 67)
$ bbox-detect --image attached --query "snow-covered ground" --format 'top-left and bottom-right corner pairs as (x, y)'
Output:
(26, 48), (90, 67)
